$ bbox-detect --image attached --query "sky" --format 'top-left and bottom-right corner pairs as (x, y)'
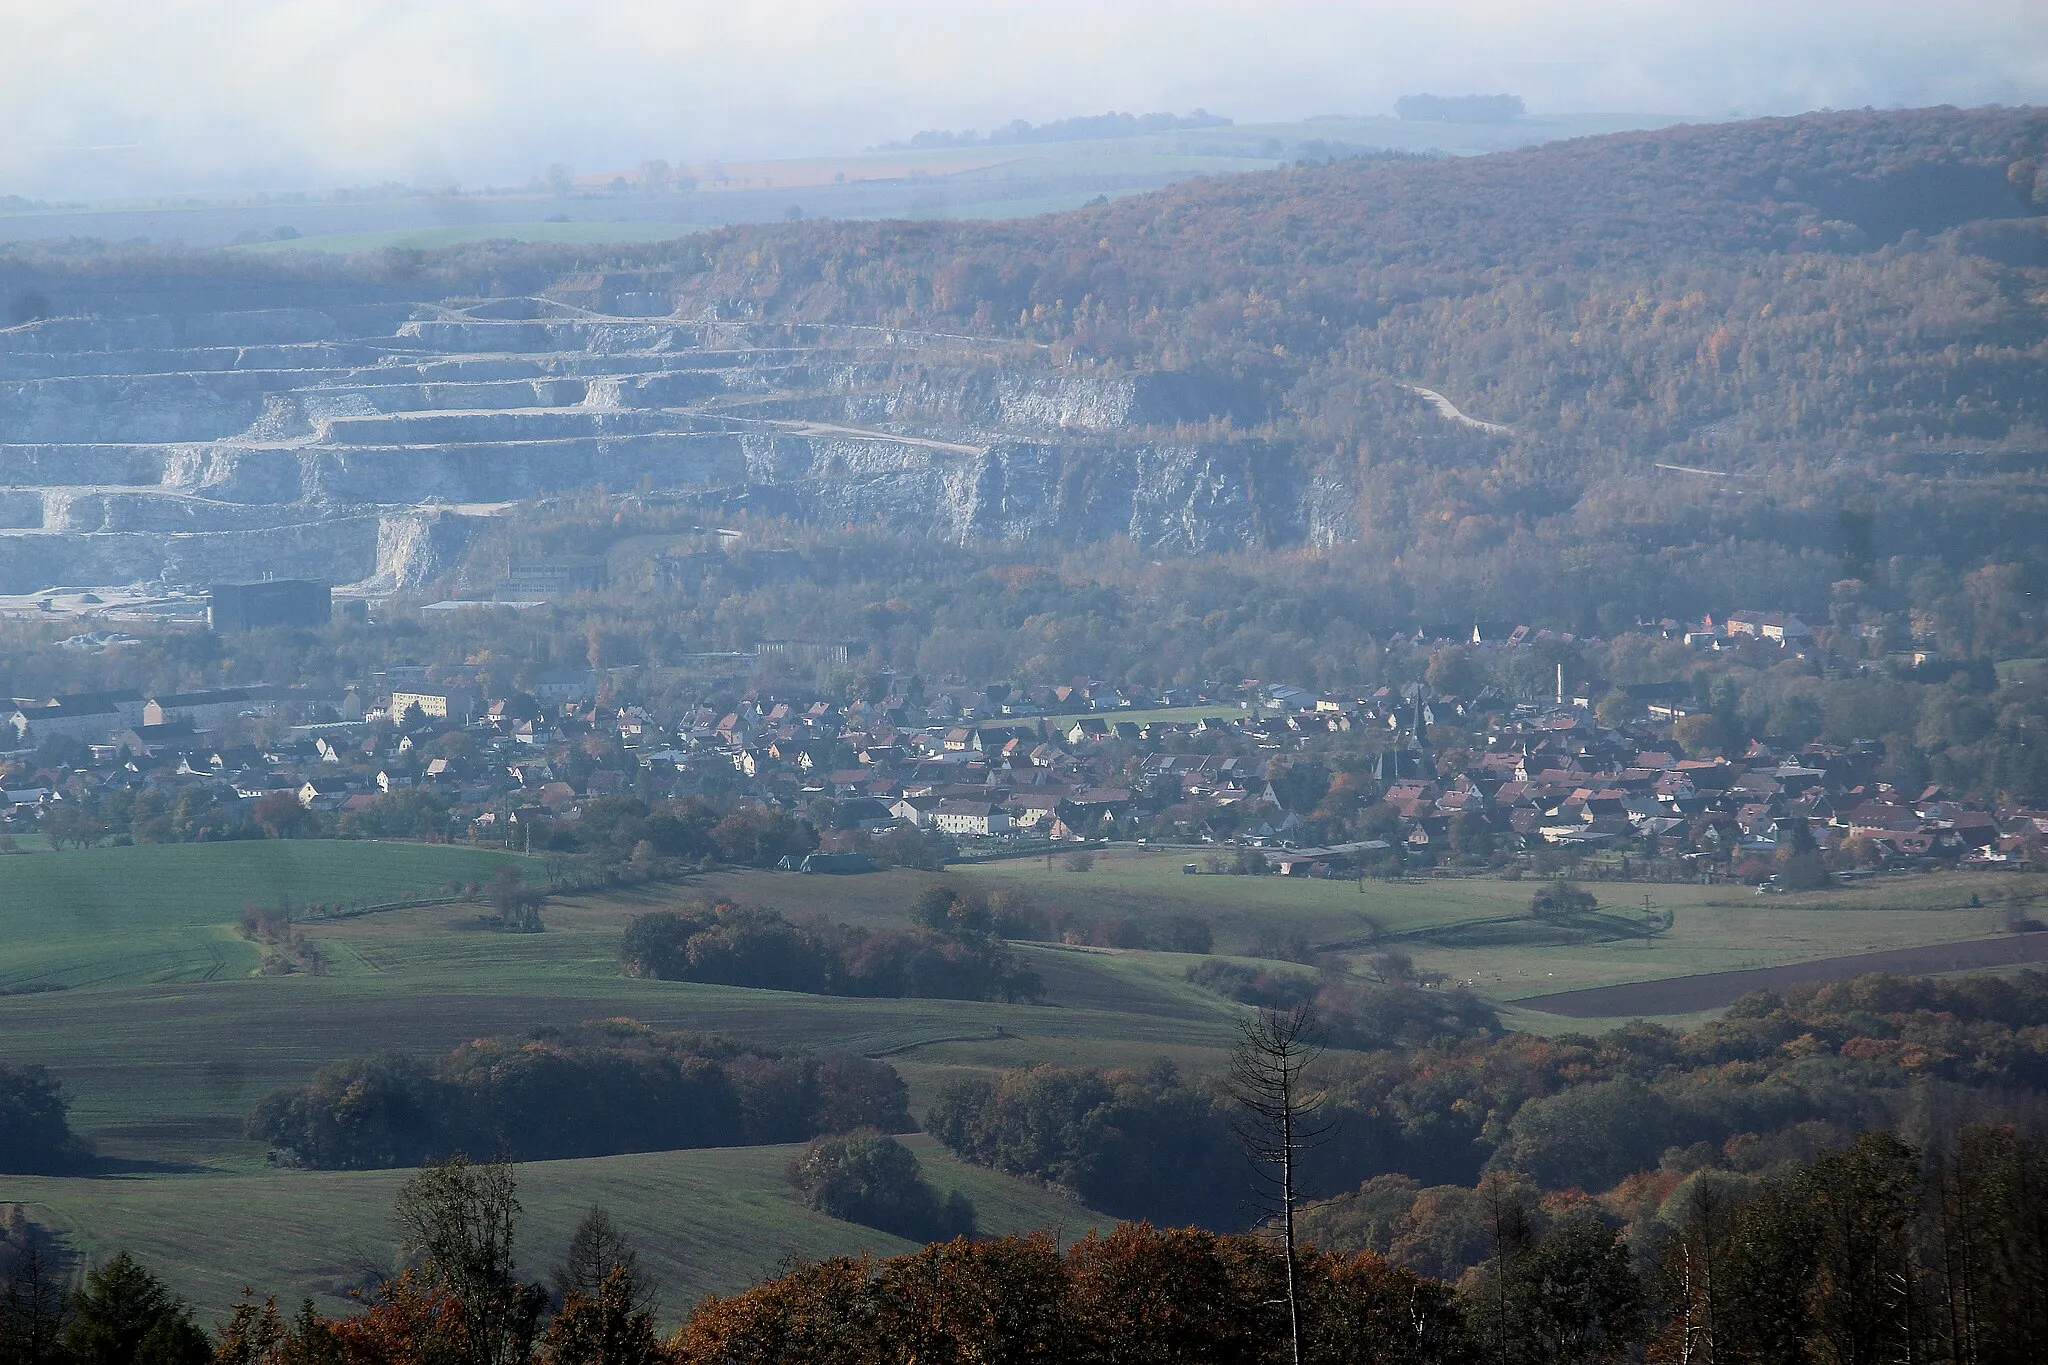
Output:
(5, 0), (2046, 201)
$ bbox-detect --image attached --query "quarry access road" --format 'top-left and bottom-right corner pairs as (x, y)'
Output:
(757, 417), (990, 456)
(1403, 384), (1513, 434)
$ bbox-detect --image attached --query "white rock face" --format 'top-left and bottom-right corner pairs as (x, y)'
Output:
(0, 298), (1322, 594)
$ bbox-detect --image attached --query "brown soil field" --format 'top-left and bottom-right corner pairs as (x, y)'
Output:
(1517, 931), (2048, 1018)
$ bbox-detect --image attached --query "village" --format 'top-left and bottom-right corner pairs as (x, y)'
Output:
(1, 604), (2037, 886)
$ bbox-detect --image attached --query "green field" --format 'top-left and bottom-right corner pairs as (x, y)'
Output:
(0, 841), (522, 991)
(4, 1137), (1102, 1326)
(0, 839), (2038, 1317)
(1994, 658), (2046, 686)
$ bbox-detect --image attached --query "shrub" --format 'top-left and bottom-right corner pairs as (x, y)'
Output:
(1777, 852), (1833, 891)
(1495, 1077), (1684, 1191)
(1163, 915), (1215, 954)
(1530, 881), (1597, 921)
(1185, 962), (1498, 1049)
(872, 824), (951, 870)
(0, 1063), (87, 1173)
(1186, 959), (1319, 1010)
(246, 1053), (456, 1169)
(786, 1131), (975, 1241)
(926, 1063), (1243, 1227)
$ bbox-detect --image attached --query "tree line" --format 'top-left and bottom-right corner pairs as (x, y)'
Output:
(246, 1022), (911, 1170)
(6, 1125), (2044, 1365)
(618, 896), (1044, 1003)
(929, 971), (2048, 1240)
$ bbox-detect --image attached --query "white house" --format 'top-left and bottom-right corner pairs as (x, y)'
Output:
(142, 687), (275, 730)
(933, 800), (1011, 837)
(389, 687), (477, 724)
(9, 699), (125, 745)
(532, 670), (598, 704)
(890, 795), (941, 827)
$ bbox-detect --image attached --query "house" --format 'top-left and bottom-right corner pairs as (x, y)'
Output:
(9, 692), (141, 745)
(890, 794), (941, 827)
(1004, 793), (1068, 829)
(486, 695), (545, 726)
(298, 777), (355, 807)
(933, 800), (1011, 837)
(142, 687), (274, 729)
(1067, 788), (1133, 830)
(1725, 611), (1815, 645)
(1265, 684), (1315, 712)
(1065, 718), (1110, 745)
(107, 721), (200, 757)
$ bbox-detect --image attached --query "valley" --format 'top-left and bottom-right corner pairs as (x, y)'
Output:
(0, 835), (2036, 1317)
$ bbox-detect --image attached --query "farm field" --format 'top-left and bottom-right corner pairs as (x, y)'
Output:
(0, 840), (523, 991)
(2, 843), (2027, 1160)
(3, 1137), (1106, 1327)
(922, 848), (2036, 966)
(1, 838), (2040, 1317)
(1514, 931), (2048, 1017)
(0, 949), (1237, 1169)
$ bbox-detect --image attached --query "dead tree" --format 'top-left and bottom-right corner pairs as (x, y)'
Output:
(1230, 1001), (1330, 1365)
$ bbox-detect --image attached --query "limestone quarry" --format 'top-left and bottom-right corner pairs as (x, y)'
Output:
(0, 291), (1331, 600)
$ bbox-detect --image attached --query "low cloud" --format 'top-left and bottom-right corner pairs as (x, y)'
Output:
(3, 0), (2043, 200)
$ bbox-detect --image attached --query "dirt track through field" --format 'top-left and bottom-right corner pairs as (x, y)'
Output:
(1516, 933), (2048, 1018)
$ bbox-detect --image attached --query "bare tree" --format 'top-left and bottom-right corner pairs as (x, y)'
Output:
(552, 1206), (656, 1316)
(1475, 1172), (1538, 1365)
(1230, 1001), (1330, 1365)
(1653, 1173), (1735, 1365)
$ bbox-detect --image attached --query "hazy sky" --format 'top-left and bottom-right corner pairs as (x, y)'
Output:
(6, 0), (2046, 200)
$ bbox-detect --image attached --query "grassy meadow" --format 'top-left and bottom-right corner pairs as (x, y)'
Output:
(3, 1137), (1102, 1326)
(0, 840), (522, 991)
(0, 837), (2039, 1317)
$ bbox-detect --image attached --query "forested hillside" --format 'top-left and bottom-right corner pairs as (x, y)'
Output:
(614, 105), (2048, 623)
(3, 105), (2042, 635)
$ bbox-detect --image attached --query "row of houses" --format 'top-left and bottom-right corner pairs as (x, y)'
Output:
(6, 686), (301, 744)
(5, 621), (2030, 883)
